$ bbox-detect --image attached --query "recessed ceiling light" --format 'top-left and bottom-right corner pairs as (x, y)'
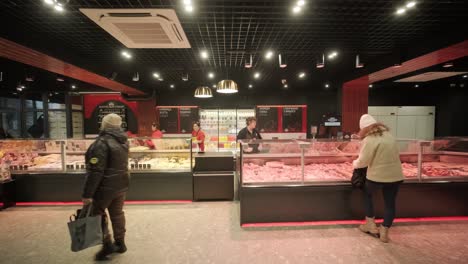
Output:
(463, 75), (468, 78)
(265, 50), (274, 60)
(292, 6), (302, 14)
(183, 0), (192, 4)
(406, 1), (416, 8)
(396, 8), (406, 15)
(184, 5), (193, 13)
(414, 84), (419, 88)
(297, 0), (306, 7)
(369, 84), (373, 88)
(327, 51), (338, 59)
(121, 51), (132, 59)
(325, 83), (330, 88)
(212, 84), (217, 88)
(248, 84), (253, 88)
(442, 62), (454, 68)
(208, 72), (215, 79)
(71, 85), (76, 89)
(170, 84), (175, 88)
(54, 4), (64, 12)
(153, 73), (160, 78)
(158, 78), (164, 82)
(283, 84), (288, 88)
(254, 72), (260, 79)
(200, 50), (209, 59)
(44, 0), (54, 5)
(298, 72), (306, 78)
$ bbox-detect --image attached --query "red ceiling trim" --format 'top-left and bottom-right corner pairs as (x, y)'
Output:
(0, 37), (143, 95)
(368, 40), (468, 83)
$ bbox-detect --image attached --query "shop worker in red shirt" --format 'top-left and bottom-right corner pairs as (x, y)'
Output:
(192, 121), (205, 152)
(146, 122), (163, 149)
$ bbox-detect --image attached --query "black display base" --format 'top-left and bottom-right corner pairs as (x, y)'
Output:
(240, 181), (468, 225)
(193, 173), (234, 201)
(12, 172), (193, 202)
(0, 179), (16, 209)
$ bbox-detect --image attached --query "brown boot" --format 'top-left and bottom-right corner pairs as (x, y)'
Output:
(379, 226), (390, 243)
(359, 217), (379, 235)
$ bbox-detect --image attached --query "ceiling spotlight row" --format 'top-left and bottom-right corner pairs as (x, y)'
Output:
(43, 0), (66, 12)
(396, 1), (417, 15)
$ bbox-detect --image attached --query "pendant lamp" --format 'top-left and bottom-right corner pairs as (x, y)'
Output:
(194, 86), (213, 98)
(216, 80), (238, 94)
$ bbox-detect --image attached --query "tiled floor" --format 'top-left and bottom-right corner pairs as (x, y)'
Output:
(1, 202), (468, 263)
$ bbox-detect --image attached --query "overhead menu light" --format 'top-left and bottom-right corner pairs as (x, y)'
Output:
(216, 80), (239, 94)
(356, 54), (364, 68)
(265, 50), (274, 60)
(194, 86), (213, 98)
(254, 72), (261, 79)
(200, 50), (209, 60)
(316, 54), (325, 68)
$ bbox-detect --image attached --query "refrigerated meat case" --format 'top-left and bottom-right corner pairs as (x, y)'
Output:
(199, 108), (255, 152)
(238, 138), (468, 225)
(0, 138), (194, 201)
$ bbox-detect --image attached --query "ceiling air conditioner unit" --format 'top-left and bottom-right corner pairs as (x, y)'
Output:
(80, 9), (191, 49)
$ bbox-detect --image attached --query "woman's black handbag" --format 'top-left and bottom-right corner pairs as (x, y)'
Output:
(351, 167), (367, 189)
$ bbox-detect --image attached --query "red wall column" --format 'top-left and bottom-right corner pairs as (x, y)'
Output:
(341, 76), (369, 133)
(136, 99), (156, 136)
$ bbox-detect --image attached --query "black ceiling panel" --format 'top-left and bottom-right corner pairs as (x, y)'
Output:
(1, 0), (467, 93)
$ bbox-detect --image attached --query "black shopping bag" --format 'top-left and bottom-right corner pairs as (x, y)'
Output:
(351, 167), (367, 189)
(67, 204), (102, 252)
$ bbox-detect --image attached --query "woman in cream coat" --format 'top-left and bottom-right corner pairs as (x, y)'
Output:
(353, 114), (404, 243)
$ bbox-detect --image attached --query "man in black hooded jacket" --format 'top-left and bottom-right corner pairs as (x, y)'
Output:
(82, 113), (130, 261)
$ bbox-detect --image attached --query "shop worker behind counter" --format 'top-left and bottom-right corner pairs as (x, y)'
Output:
(237, 117), (262, 153)
(82, 113), (130, 261)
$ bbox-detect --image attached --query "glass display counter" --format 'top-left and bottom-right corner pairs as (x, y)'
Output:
(0, 137), (194, 202)
(238, 138), (468, 225)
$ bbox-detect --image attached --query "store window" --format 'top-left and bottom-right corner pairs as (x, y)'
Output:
(0, 96), (21, 138)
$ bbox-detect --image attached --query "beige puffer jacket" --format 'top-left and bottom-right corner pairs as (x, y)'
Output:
(353, 131), (404, 183)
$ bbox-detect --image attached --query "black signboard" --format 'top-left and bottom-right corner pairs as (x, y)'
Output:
(282, 107), (302, 132)
(256, 107), (278, 133)
(97, 101), (128, 130)
(86, 100), (137, 135)
(158, 107), (178, 133)
(179, 107), (199, 133)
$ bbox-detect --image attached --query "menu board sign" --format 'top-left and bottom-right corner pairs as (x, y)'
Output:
(97, 100), (127, 130)
(282, 107), (302, 132)
(179, 107), (199, 133)
(324, 116), (341, 127)
(157, 107), (178, 133)
(256, 107), (278, 133)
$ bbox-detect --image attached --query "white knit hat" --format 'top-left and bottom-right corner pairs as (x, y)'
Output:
(359, 114), (377, 129)
(101, 113), (122, 130)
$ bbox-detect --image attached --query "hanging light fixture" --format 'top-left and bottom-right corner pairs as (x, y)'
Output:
(194, 86), (213, 98)
(356, 55), (364, 68)
(216, 80), (239, 94)
(245, 54), (253, 68)
(316, 54), (325, 68)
